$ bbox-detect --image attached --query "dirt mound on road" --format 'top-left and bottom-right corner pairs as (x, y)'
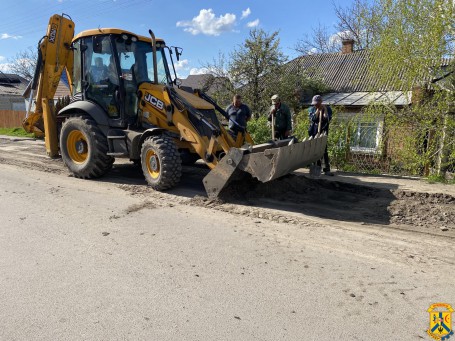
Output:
(199, 174), (455, 230)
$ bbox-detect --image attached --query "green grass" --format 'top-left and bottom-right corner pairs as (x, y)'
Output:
(0, 127), (35, 138)
(426, 174), (455, 185)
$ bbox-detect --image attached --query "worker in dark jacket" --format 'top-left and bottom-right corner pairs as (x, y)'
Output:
(267, 94), (292, 140)
(225, 94), (251, 137)
(308, 94), (333, 175)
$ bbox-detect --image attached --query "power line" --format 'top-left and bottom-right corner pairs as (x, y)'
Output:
(0, 0), (148, 37)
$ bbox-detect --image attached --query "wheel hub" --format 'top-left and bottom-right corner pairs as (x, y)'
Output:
(75, 140), (88, 154)
(149, 155), (158, 171)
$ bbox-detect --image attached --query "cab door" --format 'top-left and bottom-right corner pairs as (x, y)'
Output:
(82, 35), (120, 119)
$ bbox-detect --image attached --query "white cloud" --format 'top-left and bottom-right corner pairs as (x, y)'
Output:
(329, 30), (354, 46)
(0, 62), (12, 73)
(246, 19), (260, 28)
(241, 8), (251, 19)
(173, 59), (191, 78)
(176, 9), (236, 36)
(174, 59), (189, 72)
(189, 67), (211, 75)
(0, 56), (11, 72)
(1, 33), (22, 40)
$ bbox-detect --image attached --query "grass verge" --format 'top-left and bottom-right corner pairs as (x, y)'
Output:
(0, 127), (35, 138)
(426, 174), (455, 185)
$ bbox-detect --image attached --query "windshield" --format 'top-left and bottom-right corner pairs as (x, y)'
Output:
(115, 39), (171, 85)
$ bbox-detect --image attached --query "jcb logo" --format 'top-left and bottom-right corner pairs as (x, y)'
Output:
(48, 24), (58, 43)
(144, 93), (164, 111)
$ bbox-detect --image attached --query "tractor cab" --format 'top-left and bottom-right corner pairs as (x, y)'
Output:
(71, 29), (173, 127)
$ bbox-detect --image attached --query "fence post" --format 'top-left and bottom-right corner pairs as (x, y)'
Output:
(435, 113), (448, 176)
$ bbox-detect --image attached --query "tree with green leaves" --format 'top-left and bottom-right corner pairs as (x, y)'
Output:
(367, 0), (454, 91)
(198, 52), (235, 108)
(229, 28), (287, 117)
(365, 0), (455, 177)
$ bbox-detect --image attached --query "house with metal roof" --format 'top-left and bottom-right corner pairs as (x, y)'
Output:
(0, 72), (29, 111)
(180, 74), (232, 106)
(285, 40), (452, 157)
(22, 71), (71, 112)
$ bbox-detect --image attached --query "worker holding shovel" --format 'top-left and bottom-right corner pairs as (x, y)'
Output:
(308, 95), (333, 176)
(268, 94), (292, 140)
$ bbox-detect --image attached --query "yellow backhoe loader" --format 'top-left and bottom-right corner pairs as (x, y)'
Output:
(23, 14), (327, 198)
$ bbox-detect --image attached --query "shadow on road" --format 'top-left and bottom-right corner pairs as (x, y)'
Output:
(218, 173), (399, 225)
(101, 162), (399, 226)
(99, 162), (208, 198)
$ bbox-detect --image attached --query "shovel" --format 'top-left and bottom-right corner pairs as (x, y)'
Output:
(271, 111), (275, 140)
(309, 108), (323, 177)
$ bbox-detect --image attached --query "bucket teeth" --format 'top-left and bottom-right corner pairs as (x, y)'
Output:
(203, 147), (245, 198)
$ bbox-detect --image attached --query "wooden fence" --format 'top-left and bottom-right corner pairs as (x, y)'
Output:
(0, 110), (27, 128)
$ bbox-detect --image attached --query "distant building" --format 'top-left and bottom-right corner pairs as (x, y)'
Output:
(23, 71), (71, 111)
(180, 74), (231, 96)
(284, 39), (452, 155)
(0, 72), (28, 111)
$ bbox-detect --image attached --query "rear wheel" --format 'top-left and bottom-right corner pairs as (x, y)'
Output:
(60, 116), (114, 178)
(141, 135), (182, 190)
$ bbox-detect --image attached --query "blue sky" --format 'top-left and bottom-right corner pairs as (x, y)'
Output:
(0, 0), (355, 78)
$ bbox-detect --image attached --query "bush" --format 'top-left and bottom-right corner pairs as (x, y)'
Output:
(293, 111), (310, 141)
(247, 115), (271, 144)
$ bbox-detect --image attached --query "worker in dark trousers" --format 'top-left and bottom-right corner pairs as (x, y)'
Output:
(267, 94), (292, 140)
(308, 94), (333, 176)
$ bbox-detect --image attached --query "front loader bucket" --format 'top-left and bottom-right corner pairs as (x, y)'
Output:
(203, 134), (327, 198)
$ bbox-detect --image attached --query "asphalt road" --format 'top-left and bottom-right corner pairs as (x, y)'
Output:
(0, 138), (454, 340)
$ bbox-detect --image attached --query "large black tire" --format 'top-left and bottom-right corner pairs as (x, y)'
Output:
(60, 116), (114, 178)
(141, 135), (182, 190)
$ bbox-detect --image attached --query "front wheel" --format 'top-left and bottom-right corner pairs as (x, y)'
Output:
(141, 135), (182, 190)
(60, 116), (114, 178)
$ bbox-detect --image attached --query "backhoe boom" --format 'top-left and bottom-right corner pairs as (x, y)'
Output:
(23, 14), (75, 157)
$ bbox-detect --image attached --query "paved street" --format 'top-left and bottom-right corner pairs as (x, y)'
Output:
(0, 137), (454, 340)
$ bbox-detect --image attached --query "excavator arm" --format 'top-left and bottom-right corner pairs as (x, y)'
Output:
(23, 14), (75, 157)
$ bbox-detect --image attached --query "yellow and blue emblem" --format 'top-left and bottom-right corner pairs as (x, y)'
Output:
(427, 303), (454, 340)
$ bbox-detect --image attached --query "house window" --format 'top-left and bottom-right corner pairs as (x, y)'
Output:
(12, 102), (26, 111)
(350, 121), (383, 153)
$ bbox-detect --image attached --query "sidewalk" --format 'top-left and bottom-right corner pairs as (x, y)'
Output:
(295, 168), (455, 196)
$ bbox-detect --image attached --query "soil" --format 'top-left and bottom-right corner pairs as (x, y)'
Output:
(1, 135), (454, 233)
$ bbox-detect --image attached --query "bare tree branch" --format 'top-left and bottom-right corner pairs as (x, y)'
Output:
(294, 0), (375, 56)
(333, 0), (374, 50)
(7, 46), (37, 81)
(294, 23), (339, 55)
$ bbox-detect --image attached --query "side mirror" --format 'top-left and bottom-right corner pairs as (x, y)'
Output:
(174, 47), (182, 61)
(174, 78), (182, 87)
